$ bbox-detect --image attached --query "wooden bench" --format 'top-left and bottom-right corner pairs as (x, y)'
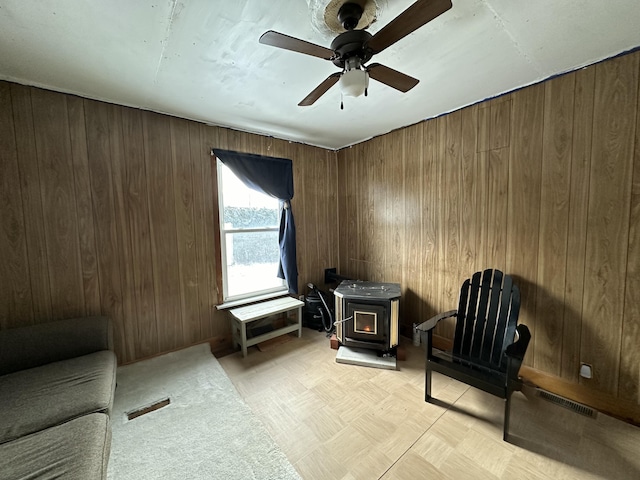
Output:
(229, 296), (304, 358)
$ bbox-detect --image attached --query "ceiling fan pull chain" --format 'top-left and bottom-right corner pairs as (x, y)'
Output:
(340, 93), (344, 110)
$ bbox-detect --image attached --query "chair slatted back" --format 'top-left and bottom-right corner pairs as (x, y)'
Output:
(452, 269), (520, 371)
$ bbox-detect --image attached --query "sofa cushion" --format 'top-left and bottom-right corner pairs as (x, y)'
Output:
(0, 350), (116, 444)
(0, 413), (111, 480)
(0, 316), (114, 376)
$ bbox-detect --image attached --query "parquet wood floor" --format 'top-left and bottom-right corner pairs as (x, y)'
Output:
(218, 330), (640, 480)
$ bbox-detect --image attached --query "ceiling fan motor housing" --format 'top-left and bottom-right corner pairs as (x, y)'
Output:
(330, 29), (373, 67)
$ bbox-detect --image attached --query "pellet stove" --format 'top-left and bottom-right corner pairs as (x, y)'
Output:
(334, 280), (400, 354)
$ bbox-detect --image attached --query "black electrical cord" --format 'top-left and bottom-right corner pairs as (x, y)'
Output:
(317, 307), (332, 336)
(307, 283), (334, 334)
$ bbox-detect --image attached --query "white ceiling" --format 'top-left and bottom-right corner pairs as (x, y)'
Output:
(1, 0), (639, 150)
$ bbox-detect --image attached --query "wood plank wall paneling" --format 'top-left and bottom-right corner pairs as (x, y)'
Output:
(119, 108), (157, 357)
(422, 119), (440, 318)
(290, 143), (307, 288)
(304, 148), (321, 286)
(561, 67), (595, 383)
(403, 124), (424, 323)
(32, 89), (86, 320)
(620, 66), (640, 404)
(84, 100), (129, 360)
(170, 118), (200, 345)
(67, 96), (102, 317)
(460, 105), (479, 282)
(189, 122), (216, 341)
(11, 85), (52, 322)
(0, 83), (33, 328)
(336, 49), (640, 404)
(143, 112), (183, 354)
(109, 104), (138, 361)
(0, 82), (336, 364)
(506, 84), (544, 367)
(439, 112), (461, 338)
(581, 53), (638, 395)
(339, 143), (363, 280)
(486, 147), (509, 268)
(326, 148), (340, 285)
(535, 73), (574, 376)
(386, 132), (404, 286)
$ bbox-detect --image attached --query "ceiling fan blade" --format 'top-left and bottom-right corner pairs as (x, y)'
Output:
(366, 0), (452, 54)
(260, 30), (335, 60)
(299, 73), (342, 106)
(367, 63), (419, 92)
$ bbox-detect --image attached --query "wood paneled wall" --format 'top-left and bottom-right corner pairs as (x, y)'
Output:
(2, 50), (639, 406)
(337, 50), (640, 404)
(0, 82), (337, 363)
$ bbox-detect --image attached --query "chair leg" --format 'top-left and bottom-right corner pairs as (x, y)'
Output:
(425, 330), (433, 403)
(503, 390), (512, 441)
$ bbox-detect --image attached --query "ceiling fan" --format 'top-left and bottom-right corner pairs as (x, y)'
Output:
(259, 0), (452, 107)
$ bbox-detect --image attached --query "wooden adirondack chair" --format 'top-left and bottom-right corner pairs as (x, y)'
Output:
(415, 269), (531, 441)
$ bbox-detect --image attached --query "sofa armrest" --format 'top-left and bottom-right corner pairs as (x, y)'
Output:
(0, 316), (113, 376)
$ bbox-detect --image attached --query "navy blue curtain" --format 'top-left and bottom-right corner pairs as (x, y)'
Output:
(213, 149), (298, 294)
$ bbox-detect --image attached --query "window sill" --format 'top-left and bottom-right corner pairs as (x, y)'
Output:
(216, 289), (290, 310)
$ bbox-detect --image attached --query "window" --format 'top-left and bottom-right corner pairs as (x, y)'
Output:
(217, 160), (286, 302)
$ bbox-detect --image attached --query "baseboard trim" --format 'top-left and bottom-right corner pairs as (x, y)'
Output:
(431, 335), (640, 427)
(120, 335), (233, 365)
(519, 366), (640, 427)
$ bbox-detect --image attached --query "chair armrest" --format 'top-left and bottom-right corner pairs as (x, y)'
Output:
(505, 324), (531, 361)
(0, 316), (114, 375)
(415, 310), (457, 332)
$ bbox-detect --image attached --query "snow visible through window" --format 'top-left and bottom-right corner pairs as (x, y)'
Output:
(218, 160), (286, 301)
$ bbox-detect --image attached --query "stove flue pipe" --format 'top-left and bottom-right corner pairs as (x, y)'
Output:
(324, 267), (353, 284)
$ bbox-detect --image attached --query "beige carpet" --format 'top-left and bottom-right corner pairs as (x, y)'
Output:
(107, 343), (301, 480)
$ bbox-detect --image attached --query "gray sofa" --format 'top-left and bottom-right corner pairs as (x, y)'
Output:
(0, 316), (117, 479)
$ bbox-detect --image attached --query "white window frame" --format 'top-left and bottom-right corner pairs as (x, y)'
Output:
(217, 159), (287, 304)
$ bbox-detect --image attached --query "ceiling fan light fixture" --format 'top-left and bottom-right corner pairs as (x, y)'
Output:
(339, 68), (369, 97)
(339, 56), (369, 97)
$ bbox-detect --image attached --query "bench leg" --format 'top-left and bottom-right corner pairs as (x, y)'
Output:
(240, 323), (248, 358)
(297, 306), (302, 338)
(231, 319), (239, 351)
